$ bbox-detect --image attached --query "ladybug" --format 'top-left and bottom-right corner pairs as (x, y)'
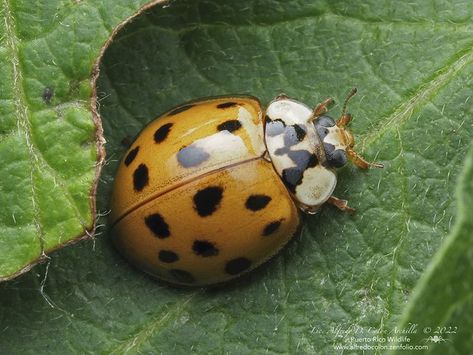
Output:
(109, 88), (383, 286)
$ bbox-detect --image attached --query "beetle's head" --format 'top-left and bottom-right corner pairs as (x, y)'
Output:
(312, 88), (383, 170)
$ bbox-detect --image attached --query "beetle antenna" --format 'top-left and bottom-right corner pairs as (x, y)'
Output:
(347, 148), (384, 169)
(337, 88), (357, 127)
(341, 88), (357, 117)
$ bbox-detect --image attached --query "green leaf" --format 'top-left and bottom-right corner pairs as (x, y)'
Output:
(390, 144), (473, 354)
(1, 0), (473, 353)
(0, 0), (161, 280)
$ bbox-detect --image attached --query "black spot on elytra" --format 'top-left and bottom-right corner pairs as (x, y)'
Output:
(193, 240), (219, 257)
(282, 167), (304, 193)
(145, 213), (170, 238)
(154, 123), (173, 143)
(265, 117), (286, 137)
(133, 164), (149, 191)
(169, 269), (195, 284)
(124, 146), (139, 166)
(168, 104), (194, 116)
(262, 220), (282, 236)
(283, 124), (307, 147)
(177, 144), (210, 168)
(193, 186), (223, 217)
(217, 120), (242, 133)
(42, 87), (53, 104)
(216, 102), (238, 109)
(225, 257), (252, 275)
(245, 194), (271, 211)
(158, 250), (179, 263)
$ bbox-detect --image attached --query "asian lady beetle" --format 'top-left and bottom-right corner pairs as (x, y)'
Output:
(109, 88), (382, 286)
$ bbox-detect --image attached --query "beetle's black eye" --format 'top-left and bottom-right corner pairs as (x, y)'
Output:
(314, 115), (336, 139)
(315, 115), (335, 128)
(327, 149), (347, 168)
(324, 143), (347, 168)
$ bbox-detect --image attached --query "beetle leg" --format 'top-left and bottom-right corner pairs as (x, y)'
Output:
(336, 113), (352, 127)
(276, 93), (289, 100)
(347, 148), (384, 169)
(312, 97), (335, 118)
(327, 196), (356, 213)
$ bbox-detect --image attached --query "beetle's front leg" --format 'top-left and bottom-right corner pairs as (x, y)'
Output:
(312, 97), (334, 118)
(327, 196), (355, 213)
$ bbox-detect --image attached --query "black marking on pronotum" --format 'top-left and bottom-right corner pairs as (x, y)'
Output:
(308, 154), (318, 168)
(245, 195), (271, 211)
(293, 124), (306, 141)
(287, 150), (319, 169)
(145, 213), (170, 238)
(281, 167), (304, 193)
(169, 269), (195, 284)
(158, 250), (179, 263)
(262, 220), (283, 236)
(133, 164), (149, 191)
(217, 120), (242, 133)
(314, 116), (335, 140)
(192, 240), (219, 257)
(154, 123), (173, 143)
(225, 257), (252, 275)
(280, 149), (319, 192)
(42, 87), (53, 104)
(265, 117), (286, 137)
(274, 147), (289, 156)
(193, 186), (223, 217)
(283, 124), (306, 147)
(177, 144), (210, 168)
(124, 146), (139, 166)
(168, 104), (195, 116)
(216, 102), (238, 109)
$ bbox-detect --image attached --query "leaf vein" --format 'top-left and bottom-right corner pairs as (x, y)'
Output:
(2, 0), (45, 254)
(2, 0), (91, 255)
(360, 45), (473, 147)
(109, 292), (198, 354)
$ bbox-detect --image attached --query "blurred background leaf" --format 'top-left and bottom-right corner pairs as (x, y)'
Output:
(0, 0), (157, 280)
(391, 144), (473, 354)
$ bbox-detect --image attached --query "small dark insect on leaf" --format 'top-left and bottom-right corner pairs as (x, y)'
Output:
(42, 87), (54, 104)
